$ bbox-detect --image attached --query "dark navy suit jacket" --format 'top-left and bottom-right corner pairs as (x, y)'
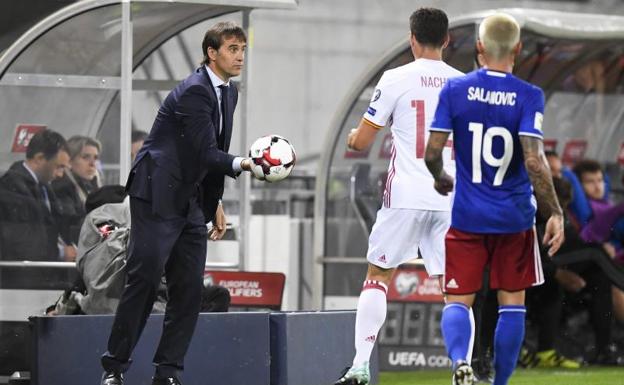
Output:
(127, 66), (237, 223)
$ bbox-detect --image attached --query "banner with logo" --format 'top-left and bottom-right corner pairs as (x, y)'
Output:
(379, 347), (451, 371)
(203, 270), (285, 309)
(561, 139), (588, 166)
(543, 138), (558, 153)
(387, 265), (444, 303)
(11, 124), (46, 153)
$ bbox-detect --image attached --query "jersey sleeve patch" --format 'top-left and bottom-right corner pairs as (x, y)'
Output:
(518, 87), (545, 138)
(534, 111), (543, 132)
(363, 73), (397, 127)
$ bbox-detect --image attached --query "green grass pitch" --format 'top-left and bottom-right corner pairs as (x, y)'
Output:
(379, 367), (624, 385)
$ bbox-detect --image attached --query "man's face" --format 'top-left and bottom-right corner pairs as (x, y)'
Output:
(38, 150), (70, 184)
(546, 155), (562, 178)
(208, 36), (246, 79)
(580, 170), (605, 200)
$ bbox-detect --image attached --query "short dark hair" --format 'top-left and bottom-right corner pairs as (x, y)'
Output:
(26, 129), (67, 160)
(201, 21), (247, 66)
(131, 130), (148, 144)
(573, 159), (603, 179)
(409, 8), (449, 48)
(85, 185), (128, 213)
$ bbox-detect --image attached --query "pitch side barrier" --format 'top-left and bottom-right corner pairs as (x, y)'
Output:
(30, 311), (379, 385)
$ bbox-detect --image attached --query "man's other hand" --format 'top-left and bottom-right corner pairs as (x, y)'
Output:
(543, 214), (564, 256)
(433, 172), (454, 196)
(210, 204), (227, 241)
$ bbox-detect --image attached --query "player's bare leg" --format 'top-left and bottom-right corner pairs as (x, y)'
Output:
(334, 264), (395, 385)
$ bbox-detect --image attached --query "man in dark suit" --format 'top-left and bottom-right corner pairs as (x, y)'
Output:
(100, 22), (263, 385)
(0, 129), (71, 261)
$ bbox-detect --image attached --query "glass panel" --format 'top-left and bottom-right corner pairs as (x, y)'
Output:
(444, 25), (477, 74)
(7, 5), (122, 76)
(0, 84), (119, 258)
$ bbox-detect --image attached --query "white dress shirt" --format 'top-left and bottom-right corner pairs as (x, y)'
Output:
(204, 65), (243, 173)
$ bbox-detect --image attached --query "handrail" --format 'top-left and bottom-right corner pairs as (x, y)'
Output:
(318, 257), (425, 266)
(0, 261), (240, 269)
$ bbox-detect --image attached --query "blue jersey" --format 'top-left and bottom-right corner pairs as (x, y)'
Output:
(430, 68), (545, 233)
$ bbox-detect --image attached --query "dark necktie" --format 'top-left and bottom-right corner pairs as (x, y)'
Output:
(40, 184), (51, 212)
(218, 84), (229, 149)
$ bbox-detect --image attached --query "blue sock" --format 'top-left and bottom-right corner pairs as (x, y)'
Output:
(493, 305), (526, 385)
(441, 302), (472, 366)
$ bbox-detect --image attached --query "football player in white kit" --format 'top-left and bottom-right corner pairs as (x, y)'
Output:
(333, 8), (465, 385)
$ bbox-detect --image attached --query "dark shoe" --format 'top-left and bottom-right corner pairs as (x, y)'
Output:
(152, 377), (182, 385)
(472, 354), (494, 383)
(101, 371), (123, 385)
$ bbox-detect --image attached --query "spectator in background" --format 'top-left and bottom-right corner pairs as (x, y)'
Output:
(0, 129), (72, 261)
(131, 130), (148, 162)
(546, 153), (624, 261)
(527, 176), (619, 366)
(545, 151), (563, 178)
(572, 159), (624, 261)
(52, 136), (103, 250)
(548, 153), (624, 325)
(571, 159), (624, 324)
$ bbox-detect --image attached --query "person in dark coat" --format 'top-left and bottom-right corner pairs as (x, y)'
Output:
(0, 129), (71, 261)
(52, 135), (103, 250)
(100, 22), (264, 385)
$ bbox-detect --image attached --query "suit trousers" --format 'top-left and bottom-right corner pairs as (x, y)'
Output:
(101, 196), (207, 378)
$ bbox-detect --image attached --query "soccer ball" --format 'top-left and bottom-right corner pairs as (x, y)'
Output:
(249, 135), (296, 182)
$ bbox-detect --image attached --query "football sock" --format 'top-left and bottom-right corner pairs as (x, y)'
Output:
(493, 305), (526, 385)
(352, 280), (388, 368)
(441, 302), (472, 365)
(467, 306), (475, 364)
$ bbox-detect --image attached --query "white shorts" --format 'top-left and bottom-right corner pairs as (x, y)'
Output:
(366, 207), (450, 276)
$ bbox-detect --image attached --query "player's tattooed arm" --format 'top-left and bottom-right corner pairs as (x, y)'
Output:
(519, 136), (563, 217)
(425, 131), (450, 179)
(425, 131), (454, 196)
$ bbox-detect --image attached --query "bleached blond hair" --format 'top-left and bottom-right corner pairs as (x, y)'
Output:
(478, 13), (520, 60)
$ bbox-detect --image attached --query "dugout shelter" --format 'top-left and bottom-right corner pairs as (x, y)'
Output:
(0, 0), (297, 377)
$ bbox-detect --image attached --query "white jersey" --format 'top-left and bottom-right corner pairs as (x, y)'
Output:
(363, 58), (463, 211)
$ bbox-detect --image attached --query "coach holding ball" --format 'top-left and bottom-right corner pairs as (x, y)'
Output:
(100, 22), (265, 385)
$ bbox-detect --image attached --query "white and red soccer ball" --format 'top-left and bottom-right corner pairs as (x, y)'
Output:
(249, 135), (296, 182)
